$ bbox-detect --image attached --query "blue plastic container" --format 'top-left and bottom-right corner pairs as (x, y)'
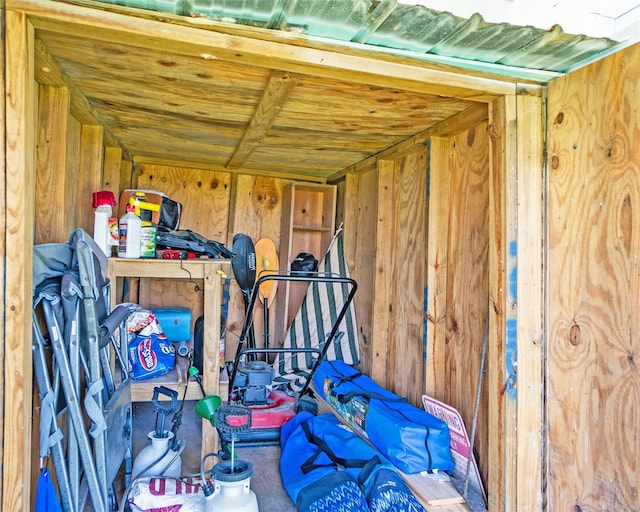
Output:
(151, 307), (192, 342)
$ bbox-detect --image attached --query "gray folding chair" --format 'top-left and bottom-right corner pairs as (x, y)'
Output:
(33, 229), (135, 511)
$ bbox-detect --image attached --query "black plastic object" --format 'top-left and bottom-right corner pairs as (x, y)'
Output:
(155, 227), (234, 259)
(231, 234), (256, 301)
(152, 386), (179, 438)
(232, 234), (257, 353)
(291, 252), (318, 276)
(192, 315), (205, 373)
(192, 313), (225, 374)
(158, 196), (182, 230)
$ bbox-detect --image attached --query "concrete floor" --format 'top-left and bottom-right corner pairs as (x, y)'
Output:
(128, 400), (297, 511)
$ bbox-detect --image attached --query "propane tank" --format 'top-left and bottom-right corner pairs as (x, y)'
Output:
(203, 460), (259, 512)
(131, 430), (182, 479)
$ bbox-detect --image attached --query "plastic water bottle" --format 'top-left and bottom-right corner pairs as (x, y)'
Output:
(118, 204), (142, 258)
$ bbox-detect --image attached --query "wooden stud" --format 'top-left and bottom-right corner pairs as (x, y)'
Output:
(3, 10), (36, 511)
(0, 9), (6, 510)
(35, 85), (69, 243)
(77, 125), (104, 235)
(370, 159), (394, 385)
(351, 169), (379, 374)
(65, 115), (81, 237)
(102, 146), (122, 193)
(201, 262), (222, 458)
(488, 94), (518, 512)
(514, 94), (544, 512)
(424, 137), (451, 399)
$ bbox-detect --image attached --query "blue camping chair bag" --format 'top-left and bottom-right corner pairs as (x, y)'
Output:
(280, 412), (424, 512)
(313, 360), (454, 474)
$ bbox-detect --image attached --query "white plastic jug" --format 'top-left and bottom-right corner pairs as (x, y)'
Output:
(132, 430), (182, 479)
(203, 460), (259, 512)
(118, 204), (142, 258)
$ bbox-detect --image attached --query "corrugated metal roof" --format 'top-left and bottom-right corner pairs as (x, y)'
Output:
(92, 0), (621, 80)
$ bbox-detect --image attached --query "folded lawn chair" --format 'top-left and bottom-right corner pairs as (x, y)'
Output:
(273, 230), (360, 389)
(33, 229), (136, 511)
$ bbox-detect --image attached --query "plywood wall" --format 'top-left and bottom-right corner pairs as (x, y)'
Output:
(348, 123), (490, 415)
(547, 42), (640, 511)
(387, 151), (429, 405)
(132, 165), (292, 363)
(442, 125), (490, 484)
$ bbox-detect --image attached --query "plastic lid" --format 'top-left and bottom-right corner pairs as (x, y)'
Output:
(92, 190), (116, 208)
(125, 204), (136, 213)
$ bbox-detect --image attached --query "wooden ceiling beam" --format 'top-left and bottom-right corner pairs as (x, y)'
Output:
(10, 0), (516, 102)
(226, 70), (299, 169)
(133, 155), (327, 183)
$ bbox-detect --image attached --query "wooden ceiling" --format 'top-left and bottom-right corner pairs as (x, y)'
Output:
(25, 0), (519, 181)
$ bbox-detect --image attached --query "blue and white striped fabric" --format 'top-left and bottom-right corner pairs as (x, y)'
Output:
(274, 231), (360, 386)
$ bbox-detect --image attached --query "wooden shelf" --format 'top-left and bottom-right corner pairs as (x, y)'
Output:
(275, 182), (337, 339)
(128, 366), (205, 402)
(107, 257), (231, 457)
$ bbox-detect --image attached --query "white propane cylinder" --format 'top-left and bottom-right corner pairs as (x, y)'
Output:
(204, 460), (259, 512)
(118, 204), (142, 259)
(131, 431), (182, 479)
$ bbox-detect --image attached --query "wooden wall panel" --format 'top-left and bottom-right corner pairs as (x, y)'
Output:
(227, 174), (289, 359)
(369, 160), (394, 384)
(547, 43), (640, 511)
(387, 151), (428, 404)
(136, 162), (232, 242)
(445, 124), (490, 485)
(134, 163), (232, 354)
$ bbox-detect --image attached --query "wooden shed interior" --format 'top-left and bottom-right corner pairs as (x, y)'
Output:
(3, 1), (640, 511)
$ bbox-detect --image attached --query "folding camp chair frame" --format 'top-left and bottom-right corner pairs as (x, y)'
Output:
(32, 229), (135, 512)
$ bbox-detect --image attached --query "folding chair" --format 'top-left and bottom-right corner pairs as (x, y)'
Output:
(33, 229), (135, 511)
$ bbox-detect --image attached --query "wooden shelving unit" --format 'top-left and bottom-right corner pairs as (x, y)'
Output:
(107, 257), (230, 457)
(275, 182), (336, 340)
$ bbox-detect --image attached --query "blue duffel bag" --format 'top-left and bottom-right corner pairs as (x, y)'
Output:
(280, 412), (425, 512)
(312, 360), (454, 474)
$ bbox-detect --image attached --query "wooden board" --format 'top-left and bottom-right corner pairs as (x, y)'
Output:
(254, 237), (278, 302)
(546, 42), (640, 511)
(387, 152), (428, 404)
(444, 124), (490, 490)
(314, 391), (471, 511)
